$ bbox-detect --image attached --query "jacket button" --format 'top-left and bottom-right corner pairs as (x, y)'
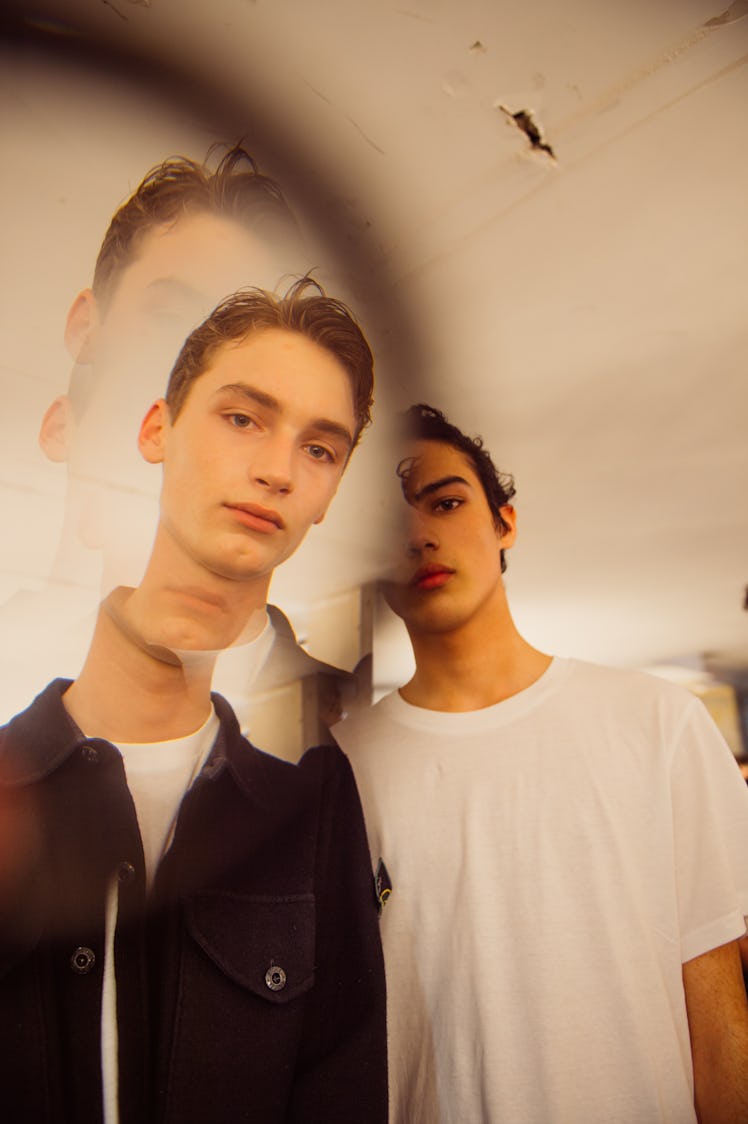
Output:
(265, 964), (287, 992)
(117, 861), (136, 883)
(70, 946), (96, 975)
(81, 744), (100, 765)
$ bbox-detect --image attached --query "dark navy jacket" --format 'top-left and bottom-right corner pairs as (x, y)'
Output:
(0, 681), (387, 1123)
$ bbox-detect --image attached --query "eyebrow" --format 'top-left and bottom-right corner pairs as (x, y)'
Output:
(143, 277), (205, 305)
(413, 474), (471, 502)
(215, 382), (355, 451)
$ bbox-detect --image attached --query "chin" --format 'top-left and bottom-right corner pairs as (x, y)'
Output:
(205, 555), (273, 585)
(404, 603), (468, 635)
(159, 616), (234, 656)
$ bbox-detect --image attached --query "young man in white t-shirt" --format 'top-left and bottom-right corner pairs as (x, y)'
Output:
(335, 402), (748, 1124)
(0, 282), (386, 1123)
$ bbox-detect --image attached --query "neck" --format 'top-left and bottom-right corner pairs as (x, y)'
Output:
(63, 594), (216, 743)
(63, 558), (269, 744)
(401, 590), (551, 712)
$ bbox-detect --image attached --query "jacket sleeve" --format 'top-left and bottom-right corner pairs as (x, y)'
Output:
(288, 743), (388, 1123)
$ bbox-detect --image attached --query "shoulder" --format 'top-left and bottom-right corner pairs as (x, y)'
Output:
(563, 658), (703, 720)
(213, 690), (358, 808)
(561, 662), (740, 784)
(564, 658), (683, 696)
(0, 680), (79, 785)
(294, 741), (358, 800)
(333, 691), (402, 751)
(296, 743), (366, 825)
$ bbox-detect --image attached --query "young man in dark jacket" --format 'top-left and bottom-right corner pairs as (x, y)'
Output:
(0, 282), (386, 1123)
(3, 144), (350, 760)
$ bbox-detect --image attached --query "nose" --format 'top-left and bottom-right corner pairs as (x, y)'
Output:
(406, 508), (439, 555)
(252, 436), (294, 495)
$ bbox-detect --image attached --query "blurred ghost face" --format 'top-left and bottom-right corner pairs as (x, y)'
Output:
(45, 210), (300, 583)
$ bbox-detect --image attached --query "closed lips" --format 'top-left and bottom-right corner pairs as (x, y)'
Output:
(225, 503), (285, 530)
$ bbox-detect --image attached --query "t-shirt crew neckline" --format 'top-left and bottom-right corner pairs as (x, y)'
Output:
(385, 656), (573, 733)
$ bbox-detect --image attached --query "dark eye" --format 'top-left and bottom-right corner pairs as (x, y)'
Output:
(434, 497), (462, 513)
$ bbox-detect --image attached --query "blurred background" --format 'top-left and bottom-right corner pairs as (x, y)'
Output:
(1, 0), (746, 752)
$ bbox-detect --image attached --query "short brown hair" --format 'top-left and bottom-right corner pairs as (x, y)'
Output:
(92, 144), (300, 311)
(165, 278), (374, 447)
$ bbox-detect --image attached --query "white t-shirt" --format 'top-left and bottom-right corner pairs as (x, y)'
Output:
(116, 708), (220, 886)
(101, 708), (220, 1124)
(334, 658), (748, 1124)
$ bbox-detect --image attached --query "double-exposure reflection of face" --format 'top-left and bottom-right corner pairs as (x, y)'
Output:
(43, 211), (296, 575)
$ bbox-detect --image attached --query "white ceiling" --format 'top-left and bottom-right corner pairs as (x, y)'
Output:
(1, 0), (746, 676)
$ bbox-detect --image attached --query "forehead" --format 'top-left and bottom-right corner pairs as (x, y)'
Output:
(106, 211), (295, 318)
(400, 439), (481, 498)
(189, 327), (356, 421)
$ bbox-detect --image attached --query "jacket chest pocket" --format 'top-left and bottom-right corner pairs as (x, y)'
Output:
(185, 892), (316, 1004)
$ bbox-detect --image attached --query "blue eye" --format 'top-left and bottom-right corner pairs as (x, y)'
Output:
(305, 444), (334, 463)
(229, 413), (253, 429)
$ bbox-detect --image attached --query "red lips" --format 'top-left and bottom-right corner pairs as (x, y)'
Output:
(412, 563), (454, 591)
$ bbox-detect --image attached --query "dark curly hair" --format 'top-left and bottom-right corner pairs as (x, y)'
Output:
(399, 403), (516, 571)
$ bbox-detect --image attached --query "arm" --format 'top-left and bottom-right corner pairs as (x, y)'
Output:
(683, 938), (748, 1124)
(740, 935), (748, 975)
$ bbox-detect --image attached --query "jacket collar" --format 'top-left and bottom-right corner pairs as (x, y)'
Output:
(0, 679), (279, 808)
(0, 679), (83, 785)
(206, 691), (283, 808)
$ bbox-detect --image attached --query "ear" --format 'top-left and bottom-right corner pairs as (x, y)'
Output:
(38, 396), (74, 463)
(138, 400), (170, 464)
(64, 289), (99, 363)
(497, 504), (517, 549)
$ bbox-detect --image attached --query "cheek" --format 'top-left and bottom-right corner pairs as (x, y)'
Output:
(304, 466), (344, 517)
(468, 524), (504, 562)
(166, 430), (219, 485)
(97, 309), (192, 378)
(381, 580), (406, 614)
(159, 452), (201, 516)
(380, 551), (414, 585)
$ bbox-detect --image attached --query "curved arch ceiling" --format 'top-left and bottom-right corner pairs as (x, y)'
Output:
(1, 0), (746, 677)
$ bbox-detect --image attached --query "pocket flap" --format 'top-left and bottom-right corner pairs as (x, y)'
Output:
(185, 892), (316, 1004)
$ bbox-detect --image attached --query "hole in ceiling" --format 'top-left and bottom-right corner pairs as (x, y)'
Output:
(498, 105), (556, 159)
